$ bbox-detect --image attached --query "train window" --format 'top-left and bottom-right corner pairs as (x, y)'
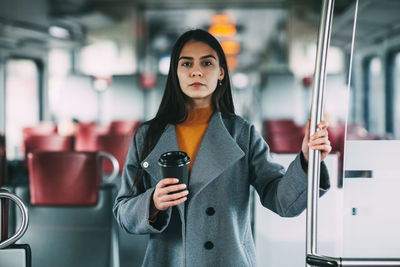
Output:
(5, 59), (40, 160)
(363, 57), (385, 135)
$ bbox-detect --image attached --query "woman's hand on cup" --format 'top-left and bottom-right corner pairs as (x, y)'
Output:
(153, 178), (189, 211)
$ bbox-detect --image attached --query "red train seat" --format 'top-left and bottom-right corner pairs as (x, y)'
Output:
(24, 135), (73, 160)
(94, 134), (132, 174)
(22, 122), (57, 139)
(74, 122), (109, 151)
(264, 120), (304, 153)
(27, 151), (103, 205)
(108, 120), (140, 135)
(11, 151), (120, 267)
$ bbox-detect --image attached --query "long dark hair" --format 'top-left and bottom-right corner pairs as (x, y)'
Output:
(133, 29), (235, 189)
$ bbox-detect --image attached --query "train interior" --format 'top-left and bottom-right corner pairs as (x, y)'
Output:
(1, 0), (400, 266)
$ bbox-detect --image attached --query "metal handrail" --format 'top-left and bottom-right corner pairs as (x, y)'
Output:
(306, 0), (400, 266)
(306, 0), (335, 259)
(99, 151), (119, 184)
(0, 191), (29, 249)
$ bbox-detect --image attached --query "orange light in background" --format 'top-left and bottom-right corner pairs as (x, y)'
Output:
(212, 14), (233, 25)
(209, 25), (237, 38)
(220, 40), (240, 55)
(209, 13), (237, 38)
(209, 13), (239, 71)
(226, 56), (238, 71)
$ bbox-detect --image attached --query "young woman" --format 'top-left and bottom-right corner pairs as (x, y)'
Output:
(113, 29), (331, 267)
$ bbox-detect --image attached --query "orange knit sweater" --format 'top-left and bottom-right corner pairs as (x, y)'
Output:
(175, 106), (213, 172)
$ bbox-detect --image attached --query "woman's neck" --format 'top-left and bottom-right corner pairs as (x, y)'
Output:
(186, 97), (212, 109)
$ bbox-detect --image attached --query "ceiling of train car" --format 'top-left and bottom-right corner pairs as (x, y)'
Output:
(47, 0), (352, 30)
(330, 0), (400, 49)
(0, 0), (353, 48)
(354, 0), (400, 46)
(1, 0), (398, 64)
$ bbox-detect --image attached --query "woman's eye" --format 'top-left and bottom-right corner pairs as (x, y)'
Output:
(181, 62), (192, 67)
(202, 61), (212, 66)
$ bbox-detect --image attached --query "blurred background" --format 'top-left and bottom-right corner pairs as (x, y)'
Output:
(0, 0), (358, 160)
(1, 0), (400, 266)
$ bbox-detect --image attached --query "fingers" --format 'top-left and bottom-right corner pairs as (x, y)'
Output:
(161, 183), (187, 195)
(163, 196), (188, 208)
(304, 118), (328, 141)
(159, 189), (189, 203)
(154, 189), (189, 210)
(154, 178), (189, 210)
(310, 128), (328, 141)
(318, 120), (329, 130)
(309, 143), (332, 152)
(309, 120), (329, 141)
(303, 119), (331, 162)
(156, 178), (179, 189)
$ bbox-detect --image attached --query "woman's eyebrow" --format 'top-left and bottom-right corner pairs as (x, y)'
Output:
(178, 54), (217, 61)
(200, 55), (217, 60)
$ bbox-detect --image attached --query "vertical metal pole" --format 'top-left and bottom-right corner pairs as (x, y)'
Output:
(306, 0), (335, 266)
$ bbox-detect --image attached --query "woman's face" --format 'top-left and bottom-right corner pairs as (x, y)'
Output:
(177, 40), (225, 108)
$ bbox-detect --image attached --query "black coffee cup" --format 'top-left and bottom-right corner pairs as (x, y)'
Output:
(158, 151), (190, 192)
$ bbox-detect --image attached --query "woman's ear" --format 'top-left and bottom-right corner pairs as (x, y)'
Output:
(219, 67), (225, 80)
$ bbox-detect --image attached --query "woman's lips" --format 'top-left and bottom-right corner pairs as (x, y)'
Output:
(190, 82), (205, 87)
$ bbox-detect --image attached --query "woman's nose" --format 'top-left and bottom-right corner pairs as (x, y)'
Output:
(191, 70), (202, 77)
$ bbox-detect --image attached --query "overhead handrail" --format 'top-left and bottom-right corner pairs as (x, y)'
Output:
(99, 151), (119, 184)
(0, 190), (29, 249)
(306, 0), (400, 266)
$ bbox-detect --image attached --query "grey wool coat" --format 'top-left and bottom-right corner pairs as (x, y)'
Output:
(113, 111), (330, 267)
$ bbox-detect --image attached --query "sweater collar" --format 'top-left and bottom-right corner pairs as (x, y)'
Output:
(179, 106), (214, 126)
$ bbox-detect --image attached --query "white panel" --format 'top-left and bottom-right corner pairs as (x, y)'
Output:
(343, 140), (400, 257)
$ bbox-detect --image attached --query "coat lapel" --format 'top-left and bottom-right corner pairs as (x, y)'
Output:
(188, 112), (245, 201)
(140, 124), (186, 222)
(141, 124), (179, 183)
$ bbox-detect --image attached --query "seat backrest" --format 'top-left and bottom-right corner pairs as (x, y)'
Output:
(108, 120), (140, 135)
(27, 151), (102, 206)
(327, 122), (345, 153)
(264, 119), (300, 134)
(24, 135), (73, 159)
(267, 134), (303, 154)
(74, 122), (109, 151)
(22, 123), (57, 153)
(94, 134), (132, 173)
(263, 120), (304, 153)
(20, 151), (119, 267)
(22, 122), (57, 139)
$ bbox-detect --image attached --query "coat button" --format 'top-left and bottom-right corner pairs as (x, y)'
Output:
(204, 241), (214, 250)
(206, 207), (215, 216)
(143, 162), (149, 168)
